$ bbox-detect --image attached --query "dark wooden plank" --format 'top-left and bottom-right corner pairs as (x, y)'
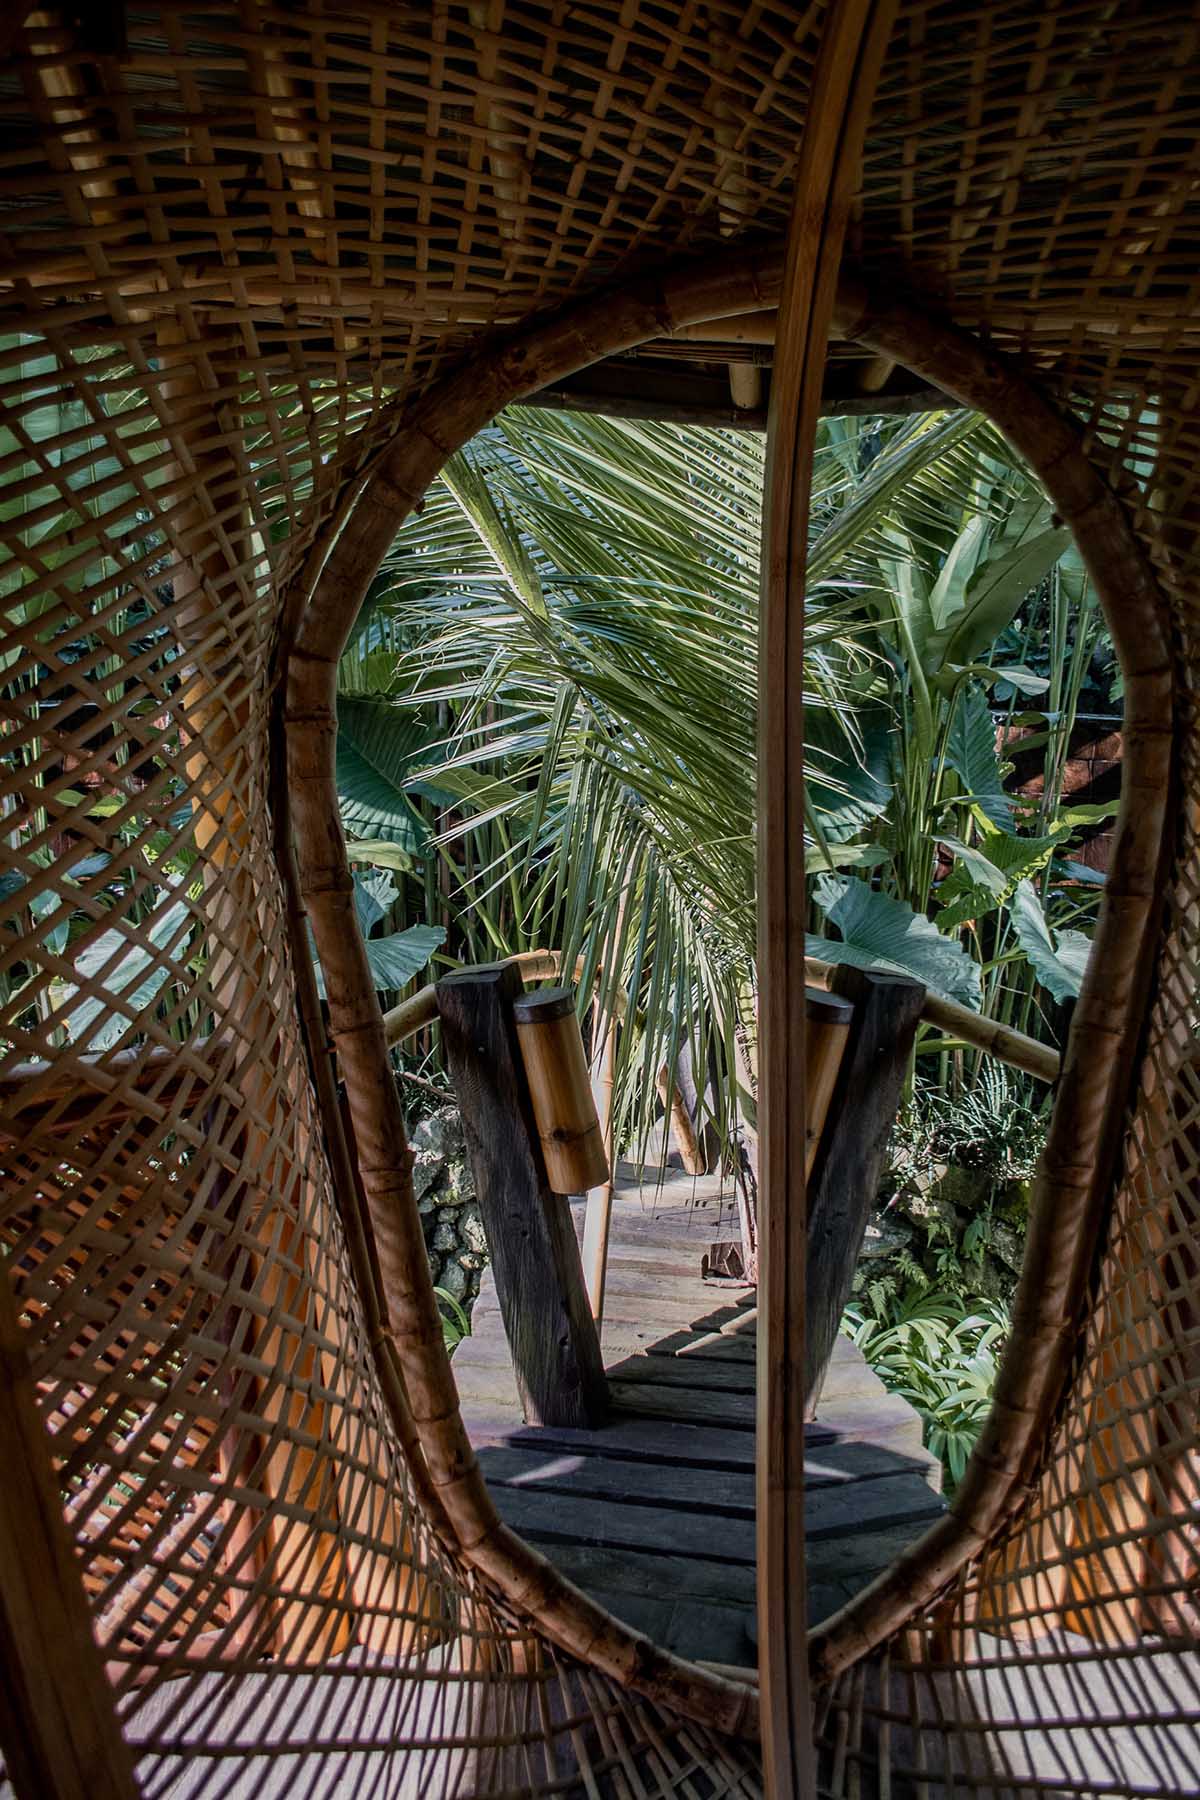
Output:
(660, 1597), (755, 1669)
(804, 967), (925, 1401)
(476, 1443), (944, 1537)
(608, 1380), (758, 1430)
(545, 1540), (755, 1609)
(476, 1286), (755, 1333)
(605, 1352), (758, 1393)
(468, 1419), (935, 1490)
(461, 1408), (839, 1468)
(602, 1327), (758, 1363)
(437, 963), (607, 1428)
(476, 1445), (757, 1517)
(492, 1477), (941, 1570)
(490, 1481), (758, 1563)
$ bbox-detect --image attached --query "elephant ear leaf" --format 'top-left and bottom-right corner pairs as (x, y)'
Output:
(336, 696), (439, 846)
(811, 874), (982, 1009)
(1010, 879), (1091, 1001)
(935, 826), (1067, 930)
(309, 870), (445, 1000)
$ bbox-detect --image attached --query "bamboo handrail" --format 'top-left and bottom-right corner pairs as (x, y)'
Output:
(803, 957), (1061, 1084)
(385, 950), (1061, 1084)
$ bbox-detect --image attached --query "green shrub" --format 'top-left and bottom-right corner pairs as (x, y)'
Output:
(842, 1288), (1008, 1492)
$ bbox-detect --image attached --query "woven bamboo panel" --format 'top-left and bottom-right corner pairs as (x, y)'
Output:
(811, 4), (1200, 1791)
(2, 2), (1200, 1795)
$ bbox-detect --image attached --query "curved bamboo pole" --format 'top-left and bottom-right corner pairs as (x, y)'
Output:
(282, 241), (786, 1739)
(756, 9), (898, 1789)
(807, 277), (1177, 1684)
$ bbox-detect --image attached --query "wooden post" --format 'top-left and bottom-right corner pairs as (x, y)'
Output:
(803, 968), (926, 1406)
(437, 963), (609, 1427)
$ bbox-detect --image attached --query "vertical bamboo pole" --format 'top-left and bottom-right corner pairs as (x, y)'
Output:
(757, 6), (896, 1793)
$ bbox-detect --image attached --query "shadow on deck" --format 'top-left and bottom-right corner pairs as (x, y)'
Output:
(453, 1171), (945, 1668)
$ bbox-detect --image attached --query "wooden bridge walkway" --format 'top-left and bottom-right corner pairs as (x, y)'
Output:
(453, 1171), (945, 1668)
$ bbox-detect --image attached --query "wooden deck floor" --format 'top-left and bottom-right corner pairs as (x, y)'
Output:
(454, 1172), (944, 1668)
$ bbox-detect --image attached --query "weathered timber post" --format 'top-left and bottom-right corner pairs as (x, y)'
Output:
(436, 963), (609, 1427)
(804, 966), (926, 1406)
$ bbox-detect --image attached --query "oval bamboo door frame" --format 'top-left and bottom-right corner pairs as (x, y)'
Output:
(277, 124), (1177, 1776)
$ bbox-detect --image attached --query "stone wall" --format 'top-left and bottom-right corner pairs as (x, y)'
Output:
(410, 1106), (489, 1308)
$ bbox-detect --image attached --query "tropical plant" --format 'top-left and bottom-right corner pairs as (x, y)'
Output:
(338, 401), (1103, 1159)
(434, 1285), (472, 1352)
(336, 397), (1101, 1152)
(842, 1288), (1009, 1491)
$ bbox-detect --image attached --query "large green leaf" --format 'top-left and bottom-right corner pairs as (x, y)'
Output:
(812, 875), (982, 1008)
(1010, 880), (1091, 1001)
(935, 826), (1068, 930)
(804, 702), (894, 842)
(308, 869), (444, 997)
(927, 522), (1070, 675)
(336, 696), (437, 845)
(945, 686), (1013, 829)
(362, 924), (446, 991)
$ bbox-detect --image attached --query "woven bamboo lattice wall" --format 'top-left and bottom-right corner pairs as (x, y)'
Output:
(0, 3), (1198, 1796)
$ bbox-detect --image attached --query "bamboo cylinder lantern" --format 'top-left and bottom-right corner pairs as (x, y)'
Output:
(512, 988), (611, 1194)
(804, 987), (855, 1179)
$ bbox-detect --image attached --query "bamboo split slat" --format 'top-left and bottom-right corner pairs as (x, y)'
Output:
(1, 5), (1198, 1798)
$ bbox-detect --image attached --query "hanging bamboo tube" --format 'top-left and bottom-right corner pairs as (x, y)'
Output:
(803, 990), (855, 1179)
(512, 989), (610, 1196)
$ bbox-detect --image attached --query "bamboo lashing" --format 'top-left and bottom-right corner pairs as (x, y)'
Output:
(804, 956), (1061, 1084)
(389, 949), (1060, 1085)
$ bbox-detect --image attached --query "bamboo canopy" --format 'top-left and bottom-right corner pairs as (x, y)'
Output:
(1, 4), (1199, 1796)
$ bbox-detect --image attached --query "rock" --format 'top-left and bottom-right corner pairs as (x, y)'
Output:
(437, 1260), (469, 1301)
(989, 1219), (1026, 1275)
(859, 1211), (917, 1260)
(411, 1148), (444, 1203)
(412, 1106), (466, 1161)
(460, 1205), (488, 1256)
(409, 1104), (488, 1312)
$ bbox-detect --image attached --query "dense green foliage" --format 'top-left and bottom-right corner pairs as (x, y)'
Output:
(338, 403), (1114, 1159)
